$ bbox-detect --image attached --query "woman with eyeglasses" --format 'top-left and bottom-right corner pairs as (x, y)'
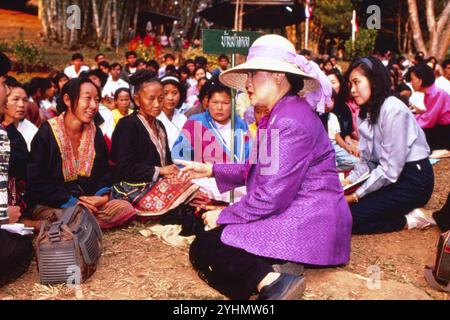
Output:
(174, 35), (351, 300)
(343, 56), (435, 234)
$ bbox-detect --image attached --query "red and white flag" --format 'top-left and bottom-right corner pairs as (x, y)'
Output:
(305, 0), (313, 19)
(351, 9), (359, 33)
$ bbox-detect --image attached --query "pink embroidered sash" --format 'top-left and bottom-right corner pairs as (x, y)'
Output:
(48, 113), (96, 182)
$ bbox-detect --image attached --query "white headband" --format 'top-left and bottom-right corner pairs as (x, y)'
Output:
(161, 76), (180, 84)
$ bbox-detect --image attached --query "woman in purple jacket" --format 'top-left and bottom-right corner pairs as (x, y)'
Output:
(176, 35), (352, 300)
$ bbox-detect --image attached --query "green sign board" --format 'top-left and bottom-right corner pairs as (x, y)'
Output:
(202, 29), (261, 55)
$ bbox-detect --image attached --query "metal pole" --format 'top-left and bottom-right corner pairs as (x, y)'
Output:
(352, 30), (355, 51)
(239, 0), (244, 31)
(304, 17), (309, 48)
(234, 0), (240, 30)
(230, 53), (236, 204)
(352, 10), (356, 51)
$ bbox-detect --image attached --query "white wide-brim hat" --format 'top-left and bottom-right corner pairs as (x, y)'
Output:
(219, 34), (320, 94)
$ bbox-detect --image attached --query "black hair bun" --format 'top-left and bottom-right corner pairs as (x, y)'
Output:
(5, 75), (21, 87)
(129, 69), (157, 88)
(80, 69), (108, 88)
(209, 77), (221, 88)
(0, 51), (12, 77)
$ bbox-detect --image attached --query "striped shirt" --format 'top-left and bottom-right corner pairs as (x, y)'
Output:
(0, 126), (10, 220)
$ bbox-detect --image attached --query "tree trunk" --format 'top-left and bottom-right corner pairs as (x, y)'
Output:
(99, 0), (110, 44)
(68, 0), (79, 49)
(91, 0), (101, 39)
(59, 0), (65, 44)
(407, 0), (450, 60)
(106, 2), (112, 46)
(51, 0), (59, 43)
(38, 0), (160, 49)
(116, 0), (126, 46)
(407, 0), (427, 55)
(436, 21), (450, 60)
(80, 0), (90, 44)
(39, 0), (47, 38)
(434, 1), (450, 60)
(426, 0), (438, 57)
(120, 2), (131, 43)
(295, 22), (301, 50)
(425, 0), (450, 59)
(111, 0), (117, 48)
(51, 0), (58, 42)
(62, 0), (70, 49)
(403, 18), (409, 53)
(133, 0), (140, 38)
(407, 20), (413, 56)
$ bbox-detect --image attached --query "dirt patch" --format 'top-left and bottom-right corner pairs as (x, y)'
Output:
(0, 9), (126, 72)
(0, 159), (448, 300)
(0, 9), (43, 44)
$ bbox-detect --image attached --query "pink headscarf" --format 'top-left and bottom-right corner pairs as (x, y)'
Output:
(247, 44), (333, 114)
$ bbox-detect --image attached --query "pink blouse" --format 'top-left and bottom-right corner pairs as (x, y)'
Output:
(416, 84), (450, 128)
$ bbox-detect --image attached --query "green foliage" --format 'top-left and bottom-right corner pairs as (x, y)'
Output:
(183, 47), (220, 72)
(10, 29), (44, 72)
(344, 28), (378, 60)
(0, 40), (11, 53)
(99, 43), (113, 53)
(12, 73), (41, 85)
(314, 0), (354, 34)
(136, 42), (157, 61)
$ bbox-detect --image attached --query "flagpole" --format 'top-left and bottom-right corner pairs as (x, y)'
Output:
(351, 10), (356, 51)
(230, 0), (242, 204)
(305, 17), (309, 49)
(304, 0), (310, 49)
(234, 0), (239, 30)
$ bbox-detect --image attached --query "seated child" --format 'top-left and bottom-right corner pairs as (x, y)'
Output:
(321, 90), (359, 171)
(248, 104), (269, 140)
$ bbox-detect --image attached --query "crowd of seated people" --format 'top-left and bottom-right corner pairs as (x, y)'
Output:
(0, 42), (449, 300)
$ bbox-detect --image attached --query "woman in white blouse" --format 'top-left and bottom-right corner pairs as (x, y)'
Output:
(157, 75), (187, 150)
(343, 57), (434, 234)
(3, 78), (38, 151)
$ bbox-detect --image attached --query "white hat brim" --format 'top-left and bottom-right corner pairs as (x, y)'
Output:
(219, 57), (320, 94)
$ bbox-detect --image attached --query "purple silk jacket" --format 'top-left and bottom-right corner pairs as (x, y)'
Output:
(214, 94), (352, 266)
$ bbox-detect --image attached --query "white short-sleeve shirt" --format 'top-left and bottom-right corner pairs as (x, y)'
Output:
(327, 112), (341, 141)
(64, 65), (90, 79)
(101, 76), (130, 99)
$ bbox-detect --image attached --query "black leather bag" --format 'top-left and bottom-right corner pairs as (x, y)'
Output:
(424, 231), (450, 292)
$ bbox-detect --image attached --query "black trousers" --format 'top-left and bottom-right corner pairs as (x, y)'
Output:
(433, 192), (450, 232)
(189, 226), (283, 300)
(423, 124), (450, 150)
(0, 230), (33, 287)
(350, 158), (434, 234)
